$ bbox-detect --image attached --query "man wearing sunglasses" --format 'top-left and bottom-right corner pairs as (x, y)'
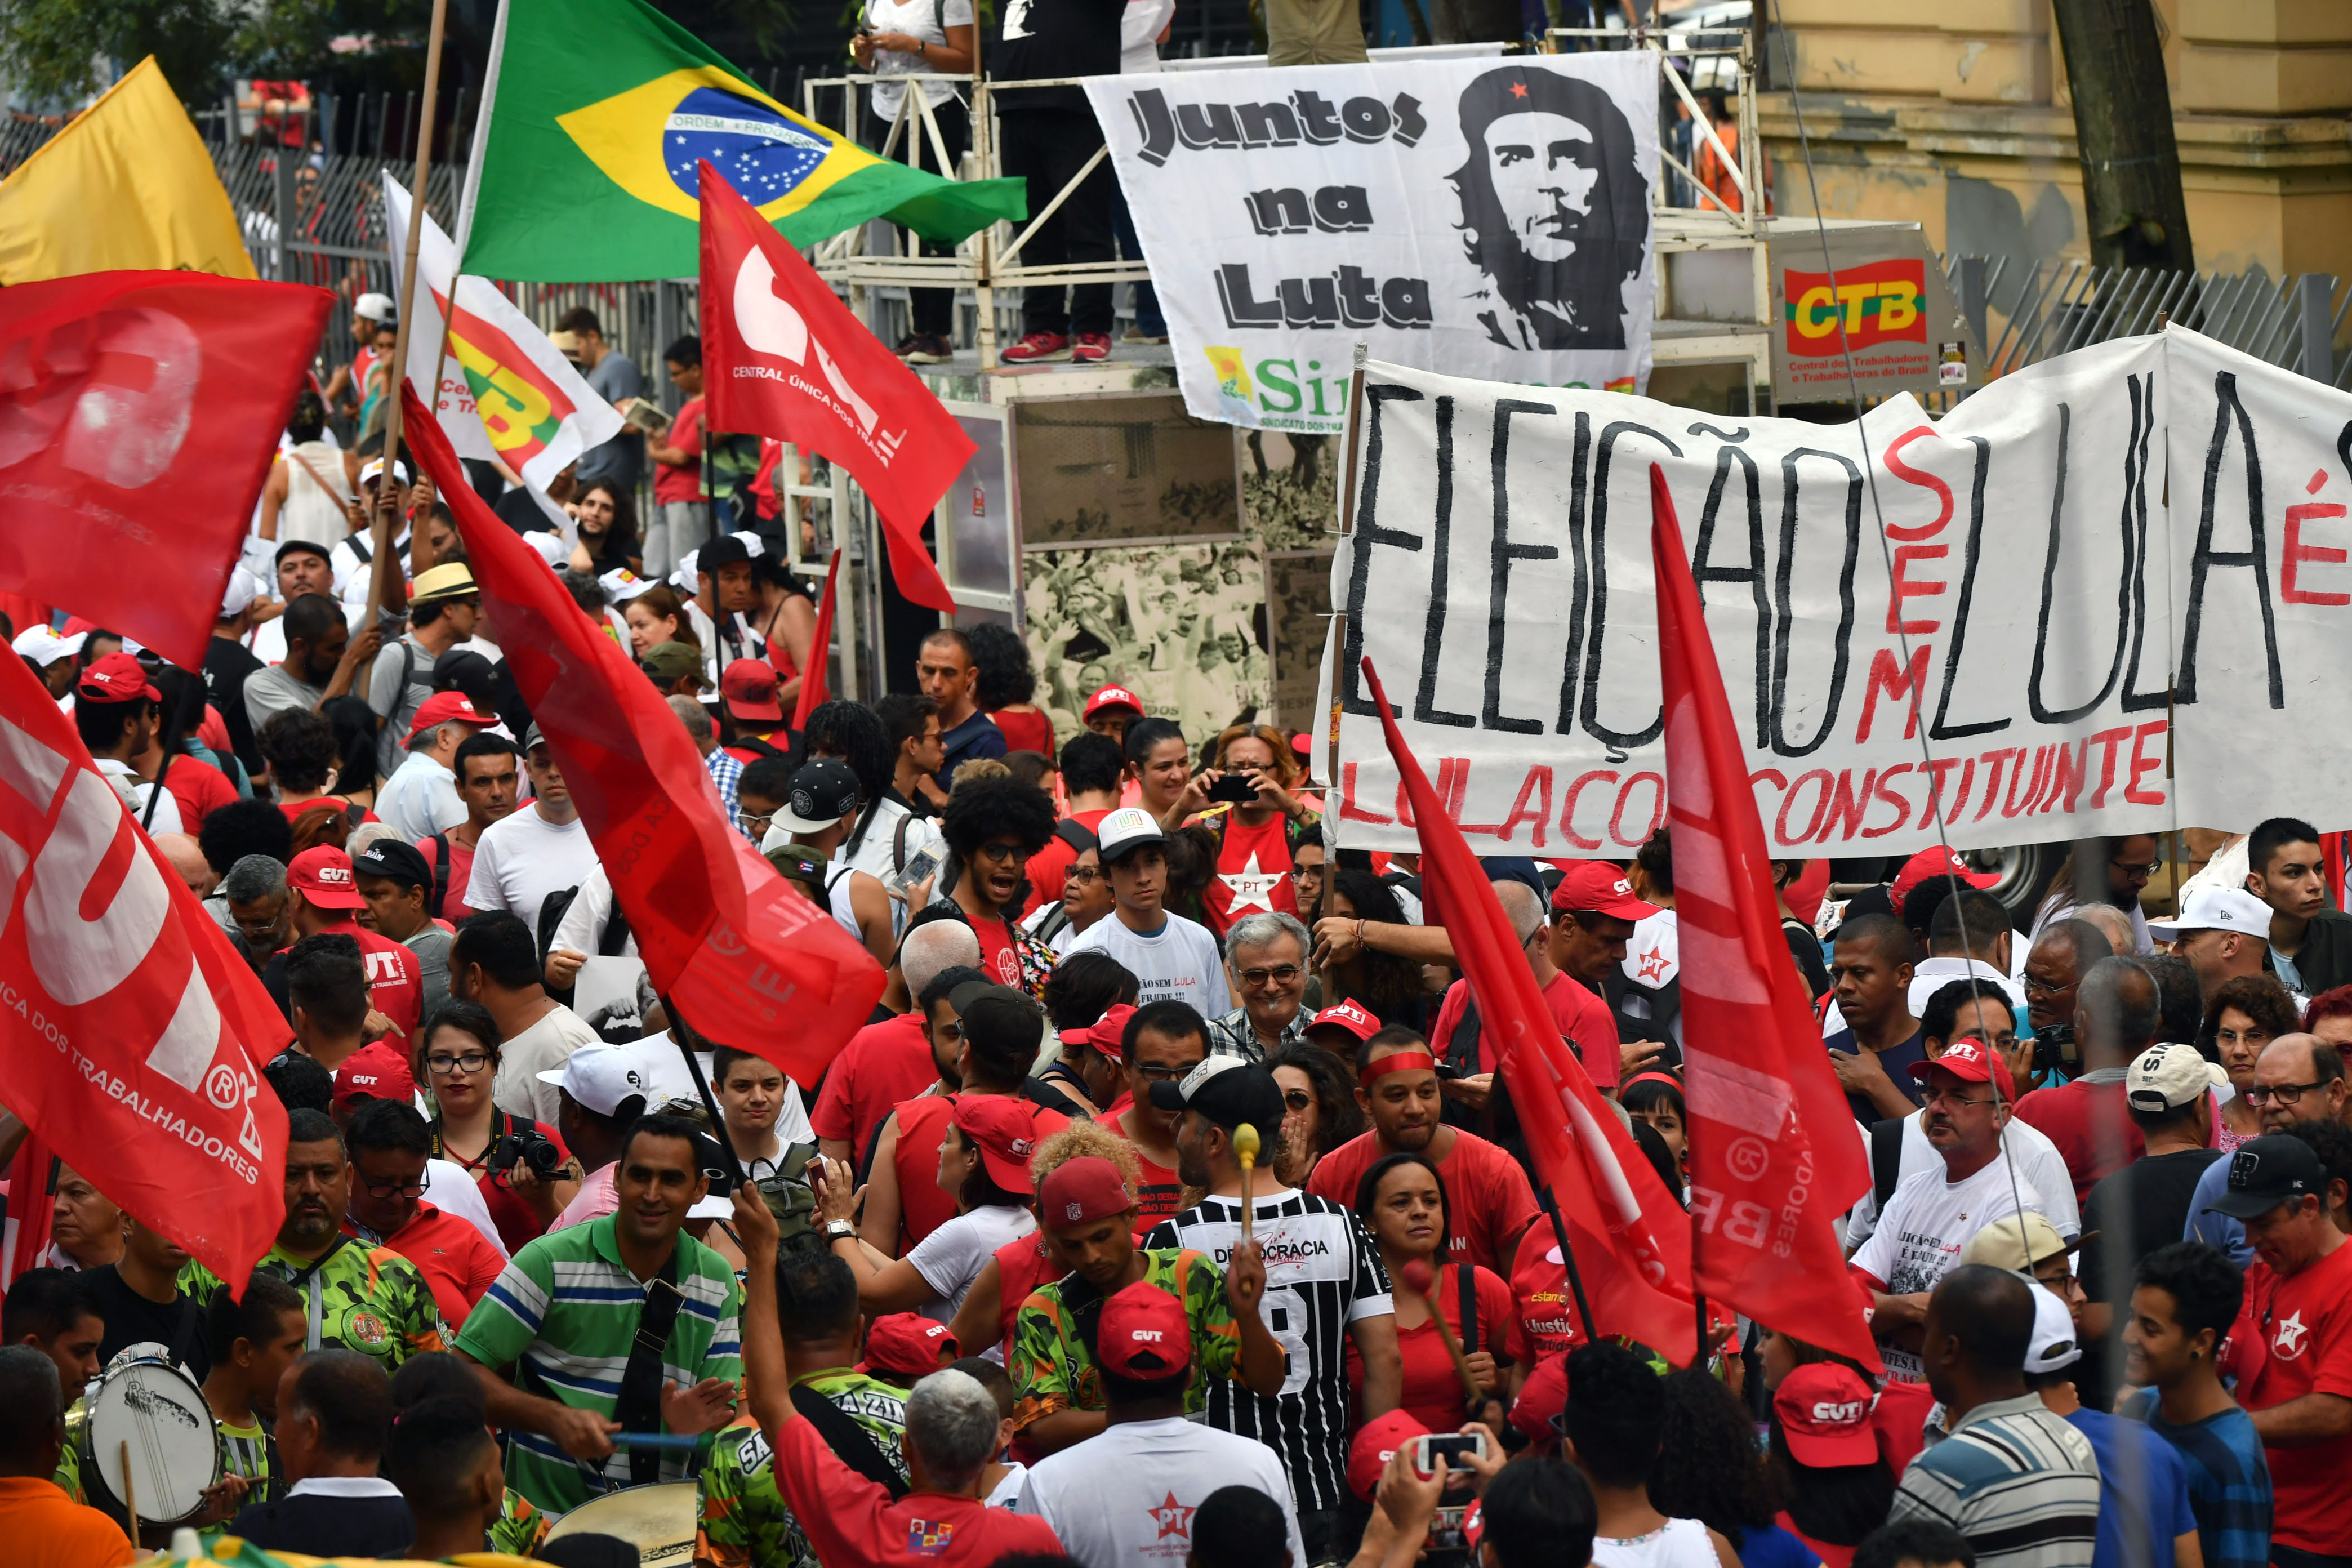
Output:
(367, 562), (482, 779)
(1209, 911), (1312, 1062)
(341, 1096), (507, 1331)
(2186, 1033), (2350, 1268)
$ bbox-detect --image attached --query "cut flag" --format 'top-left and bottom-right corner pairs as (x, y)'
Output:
(0, 269), (332, 669)
(455, 0), (1025, 281)
(0, 59), (255, 284)
(1, 1135), (55, 1293)
(383, 174), (623, 530)
(1361, 656), (1703, 1366)
(791, 550), (843, 731)
(0, 646), (290, 1290)
(1651, 463), (1881, 1372)
(700, 161), (966, 613)
(404, 387), (886, 1075)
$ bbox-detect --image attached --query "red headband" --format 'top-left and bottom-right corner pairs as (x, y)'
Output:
(1622, 1071), (1685, 1097)
(1360, 1050), (1438, 1085)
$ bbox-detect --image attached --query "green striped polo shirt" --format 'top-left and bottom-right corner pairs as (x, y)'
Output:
(453, 1215), (742, 1514)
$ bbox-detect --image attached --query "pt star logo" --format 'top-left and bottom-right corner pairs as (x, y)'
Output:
(1219, 851), (1284, 916)
(1635, 947), (1673, 984)
(2275, 1309), (2310, 1358)
(1150, 1491), (1196, 1540)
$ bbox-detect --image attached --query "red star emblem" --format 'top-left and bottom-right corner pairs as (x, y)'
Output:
(1636, 948), (1672, 983)
(1509, 80), (1529, 98)
(1150, 1492), (1196, 1540)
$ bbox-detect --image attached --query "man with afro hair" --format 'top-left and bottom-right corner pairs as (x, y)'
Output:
(939, 772), (1060, 997)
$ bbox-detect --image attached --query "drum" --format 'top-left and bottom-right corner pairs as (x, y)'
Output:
(86, 1350), (219, 1525)
(544, 1480), (698, 1566)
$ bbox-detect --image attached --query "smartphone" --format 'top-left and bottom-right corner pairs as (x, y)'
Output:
(621, 397), (672, 435)
(1206, 772), (1258, 805)
(884, 841), (946, 900)
(1411, 1431), (1491, 1472)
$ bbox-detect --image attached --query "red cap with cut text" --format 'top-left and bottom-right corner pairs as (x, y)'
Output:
(1909, 1035), (2016, 1102)
(1551, 862), (1660, 920)
(858, 1314), (957, 1378)
(289, 845), (366, 910)
(1348, 1409), (1431, 1502)
(1095, 1280), (1190, 1379)
(333, 1040), (417, 1108)
(1889, 846), (1998, 910)
(948, 1094), (1041, 1193)
(76, 652), (160, 705)
(1306, 1001), (1380, 1044)
(1084, 685), (1144, 721)
(1775, 1364), (1880, 1466)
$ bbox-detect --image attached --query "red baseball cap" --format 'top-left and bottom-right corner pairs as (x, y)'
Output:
(1305, 1001), (1379, 1044)
(1774, 1364), (1879, 1467)
(1084, 685), (1143, 721)
(1888, 847), (1998, 911)
(1551, 862), (1660, 921)
(1037, 1156), (1132, 1229)
(720, 659), (783, 723)
(333, 1040), (416, 1108)
(949, 1095), (1040, 1193)
(1909, 1036), (2016, 1103)
(405, 690), (488, 741)
(288, 844), (366, 910)
(858, 1313), (957, 1379)
(1095, 1281), (1190, 1379)
(1057, 1001), (1137, 1061)
(76, 652), (159, 705)
(1348, 1409), (1430, 1502)
(1510, 1352), (1568, 1446)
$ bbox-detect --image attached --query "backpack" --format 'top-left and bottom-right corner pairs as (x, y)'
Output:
(754, 1141), (823, 1248)
(1869, 1114), (1909, 1217)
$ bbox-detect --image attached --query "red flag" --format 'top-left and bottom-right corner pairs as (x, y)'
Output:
(698, 162), (968, 614)
(1650, 464), (1882, 1371)
(404, 389), (885, 1076)
(0, 270), (332, 668)
(790, 549), (842, 732)
(0, 648), (290, 1289)
(2, 1135), (55, 1293)
(1361, 657), (1703, 1366)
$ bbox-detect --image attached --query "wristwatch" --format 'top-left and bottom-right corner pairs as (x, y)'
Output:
(823, 1220), (858, 1244)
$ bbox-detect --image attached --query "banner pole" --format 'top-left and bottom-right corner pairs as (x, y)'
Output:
(663, 996), (751, 1193)
(376, 0), (451, 627)
(1538, 1182), (1598, 1346)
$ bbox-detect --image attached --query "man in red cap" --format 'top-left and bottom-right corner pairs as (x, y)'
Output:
(1037, 1002), (1133, 1119)
(859, 1314), (961, 1388)
(1307, 1028), (1541, 1275)
(1083, 685), (1143, 749)
(1303, 1001), (1380, 1057)
(718, 659), (791, 767)
(268, 844), (424, 1045)
(1849, 1038), (2057, 1382)
(1014, 1280), (1306, 1567)
(1007, 1155), (1284, 1453)
(373, 689), (489, 841)
(74, 651), (183, 833)
(1539, 863), (1655, 1093)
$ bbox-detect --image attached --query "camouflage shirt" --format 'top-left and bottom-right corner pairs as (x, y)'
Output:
(181, 1235), (444, 1375)
(1008, 1248), (1239, 1431)
(696, 1370), (910, 1568)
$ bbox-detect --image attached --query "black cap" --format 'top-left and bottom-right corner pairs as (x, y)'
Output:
(947, 981), (1045, 1061)
(1148, 1056), (1286, 1137)
(700, 536), (752, 572)
(776, 759), (861, 834)
(352, 838), (433, 890)
(2203, 1134), (2327, 1220)
(274, 538), (333, 569)
(433, 649), (499, 705)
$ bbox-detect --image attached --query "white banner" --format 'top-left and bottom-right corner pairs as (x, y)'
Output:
(1086, 52), (1657, 436)
(1328, 335), (2185, 856)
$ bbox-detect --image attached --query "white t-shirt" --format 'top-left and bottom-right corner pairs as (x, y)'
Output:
(95, 759), (183, 835)
(491, 1003), (604, 1122)
(685, 600), (764, 689)
(1593, 1517), (1721, 1568)
(1120, 0), (1174, 72)
(464, 804), (596, 924)
(375, 751), (466, 840)
(863, 0), (977, 115)
(1850, 1156), (2050, 1380)
(421, 1158), (509, 1260)
(1061, 911), (1233, 1015)
(906, 1204), (1036, 1324)
(551, 865), (639, 961)
(1015, 1415), (1305, 1568)
(1842, 1112), (2081, 1251)
(835, 795), (942, 885)
(984, 1463), (1028, 1509)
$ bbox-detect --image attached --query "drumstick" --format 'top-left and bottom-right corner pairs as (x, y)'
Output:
(1398, 1258), (1482, 1410)
(1233, 1123), (1260, 1246)
(119, 1441), (137, 1533)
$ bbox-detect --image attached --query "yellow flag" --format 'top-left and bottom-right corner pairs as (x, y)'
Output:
(0, 56), (256, 284)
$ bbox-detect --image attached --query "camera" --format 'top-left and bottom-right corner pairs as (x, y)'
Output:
(2032, 1022), (2077, 1075)
(1206, 772), (1259, 805)
(493, 1126), (564, 1178)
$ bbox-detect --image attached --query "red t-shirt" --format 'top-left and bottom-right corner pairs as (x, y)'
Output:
(1347, 1262), (1525, 1433)
(654, 395), (706, 504)
(970, 914), (1026, 991)
(436, 1112), (572, 1255)
(1869, 1377), (1937, 1477)
(1778, 1513), (1857, 1568)
(2227, 1239), (2352, 1553)
(894, 1093), (1070, 1254)
(353, 1202), (506, 1330)
(1196, 807), (1302, 938)
(1021, 808), (1113, 919)
(993, 1230), (1062, 1360)
(306, 916), (423, 1043)
(1427, 972), (1622, 1094)
(812, 1013), (938, 1155)
(161, 752), (238, 831)
(415, 831), (477, 926)
(1509, 1230), (1584, 1360)
(1306, 1129), (1540, 1274)
(279, 796), (378, 826)
(773, 1411), (1066, 1566)
(2012, 1080), (2142, 1206)
(1112, 1108), (1187, 1225)
(991, 708), (1055, 758)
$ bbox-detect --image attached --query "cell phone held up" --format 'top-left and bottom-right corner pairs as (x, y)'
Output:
(1206, 771), (1258, 805)
(884, 841), (946, 900)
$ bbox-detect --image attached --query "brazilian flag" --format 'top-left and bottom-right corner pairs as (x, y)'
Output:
(456, 0), (1026, 281)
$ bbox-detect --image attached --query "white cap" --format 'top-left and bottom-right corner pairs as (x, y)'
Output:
(1095, 805), (1168, 865)
(354, 292), (397, 323)
(600, 567), (653, 603)
(2024, 1282), (2081, 1374)
(11, 626), (84, 665)
(687, 1192), (736, 1220)
(2149, 887), (2274, 941)
(672, 549), (700, 590)
(536, 1039), (692, 1118)
(730, 531), (767, 557)
(219, 567), (261, 618)
(359, 457), (410, 489)
(520, 531), (569, 569)
(2127, 1041), (2229, 1112)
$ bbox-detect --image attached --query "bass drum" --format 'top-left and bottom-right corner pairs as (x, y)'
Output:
(545, 1480), (698, 1566)
(86, 1350), (219, 1525)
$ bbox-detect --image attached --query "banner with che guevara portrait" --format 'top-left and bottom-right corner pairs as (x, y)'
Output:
(1085, 51), (1659, 435)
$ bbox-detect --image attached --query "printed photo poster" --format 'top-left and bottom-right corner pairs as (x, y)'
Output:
(1086, 51), (1659, 435)
(1027, 541), (1272, 746)
(1266, 549), (1336, 733)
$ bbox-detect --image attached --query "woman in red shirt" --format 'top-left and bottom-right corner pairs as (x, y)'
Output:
(968, 624), (1057, 759)
(416, 999), (578, 1253)
(1346, 1151), (1522, 1436)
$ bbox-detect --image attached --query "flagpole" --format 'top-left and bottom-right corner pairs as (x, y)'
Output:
(377, 0), (452, 625)
(664, 995), (752, 1194)
(1536, 1183), (1598, 1346)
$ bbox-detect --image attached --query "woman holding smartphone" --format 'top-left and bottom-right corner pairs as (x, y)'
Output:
(854, 0), (977, 364)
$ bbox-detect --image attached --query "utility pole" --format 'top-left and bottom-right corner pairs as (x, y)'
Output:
(2051, 0), (2194, 272)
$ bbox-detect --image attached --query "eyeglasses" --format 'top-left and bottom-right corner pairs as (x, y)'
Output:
(973, 841), (1023, 865)
(2020, 973), (2066, 997)
(357, 1174), (426, 1200)
(1290, 866), (1321, 880)
(1238, 964), (1303, 988)
(741, 811), (776, 836)
(2110, 858), (2162, 877)
(1282, 1089), (1313, 1111)
(425, 1052), (492, 1076)
(2247, 1081), (2327, 1106)
(1135, 1059), (1205, 1083)
(1066, 867), (1103, 885)
(1921, 1086), (1995, 1109)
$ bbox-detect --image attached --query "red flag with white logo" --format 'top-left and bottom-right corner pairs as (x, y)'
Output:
(0, 270), (332, 669)
(790, 549), (842, 732)
(698, 162), (967, 614)
(0, 648), (289, 1290)
(403, 388), (886, 1079)
(1650, 463), (1881, 1371)
(1361, 656), (1704, 1366)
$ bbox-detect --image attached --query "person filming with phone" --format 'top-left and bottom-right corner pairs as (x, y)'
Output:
(1182, 723), (1324, 939)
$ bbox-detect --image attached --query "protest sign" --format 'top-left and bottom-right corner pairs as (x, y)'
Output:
(1325, 333), (2181, 856)
(1086, 52), (1657, 436)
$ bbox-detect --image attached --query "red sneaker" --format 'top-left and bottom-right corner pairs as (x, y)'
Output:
(1001, 332), (1070, 363)
(1072, 333), (1112, 363)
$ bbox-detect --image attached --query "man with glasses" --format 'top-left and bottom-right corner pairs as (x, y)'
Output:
(2187, 1034), (2349, 1267)
(1023, 843), (1114, 956)
(1104, 1000), (1215, 1225)
(367, 563), (481, 779)
(1209, 912), (1312, 1062)
(340, 1098), (506, 1331)
(1851, 1038), (2056, 1382)
(2016, 956), (2166, 1205)
(373, 692), (492, 841)
(222, 853), (295, 975)
(2020, 918), (2117, 1075)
